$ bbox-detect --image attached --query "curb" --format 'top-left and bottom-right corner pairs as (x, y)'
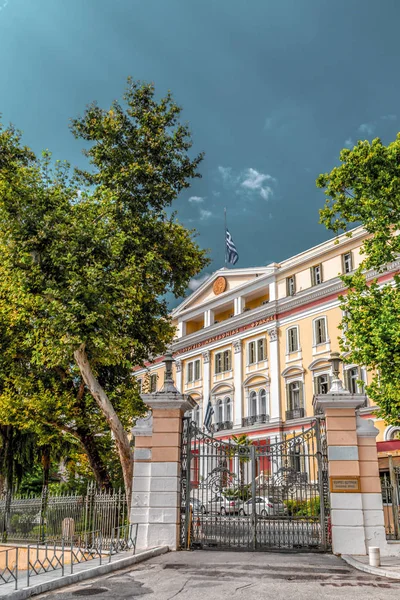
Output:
(6, 546), (169, 600)
(342, 554), (400, 580)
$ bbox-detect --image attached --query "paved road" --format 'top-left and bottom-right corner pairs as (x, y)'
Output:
(38, 551), (400, 600)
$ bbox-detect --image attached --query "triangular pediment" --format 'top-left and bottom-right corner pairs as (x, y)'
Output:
(172, 267), (273, 316)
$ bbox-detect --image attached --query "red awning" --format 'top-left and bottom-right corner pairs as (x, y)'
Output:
(377, 440), (400, 452)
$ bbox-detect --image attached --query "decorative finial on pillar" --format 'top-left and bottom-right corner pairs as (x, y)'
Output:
(162, 350), (179, 393)
(328, 351), (348, 393)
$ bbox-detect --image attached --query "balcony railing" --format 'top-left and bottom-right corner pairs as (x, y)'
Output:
(285, 408), (305, 421)
(212, 421), (233, 432)
(241, 414), (270, 427)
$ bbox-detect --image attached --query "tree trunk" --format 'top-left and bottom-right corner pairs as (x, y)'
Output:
(74, 344), (133, 508)
(75, 426), (113, 490)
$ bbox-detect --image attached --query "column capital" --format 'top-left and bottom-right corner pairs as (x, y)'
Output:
(203, 350), (210, 363)
(268, 327), (278, 342)
(233, 340), (242, 354)
(141, 392), (196, 412)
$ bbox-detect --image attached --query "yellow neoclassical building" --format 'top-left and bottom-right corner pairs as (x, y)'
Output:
(135, 226), (399, 445)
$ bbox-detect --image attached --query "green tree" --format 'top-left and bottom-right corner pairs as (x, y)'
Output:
(317, 135), (400, 426)
(0, 79), (208, 505)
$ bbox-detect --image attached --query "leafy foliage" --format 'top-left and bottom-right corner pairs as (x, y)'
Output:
(317, 135), (400, 425)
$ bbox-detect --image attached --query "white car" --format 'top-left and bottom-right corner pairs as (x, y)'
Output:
(239, 496), (287, 517)
(204, 494), (242, 515)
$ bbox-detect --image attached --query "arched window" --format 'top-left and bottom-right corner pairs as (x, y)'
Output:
(259, 389), (267, 415)
(217, 399), (224, 424)
(249, 390), (257, 416)
(225, 397), (232, 423)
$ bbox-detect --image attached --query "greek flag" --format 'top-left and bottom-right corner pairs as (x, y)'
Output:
(204, 397), (214, 432)
(226, 229), (239, 265)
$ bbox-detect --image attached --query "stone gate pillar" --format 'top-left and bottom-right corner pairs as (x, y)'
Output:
(131, 353), (195, 551)
(314, 352), (390, 556)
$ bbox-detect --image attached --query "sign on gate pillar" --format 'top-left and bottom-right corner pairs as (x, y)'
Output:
(131, 353), (196, 551)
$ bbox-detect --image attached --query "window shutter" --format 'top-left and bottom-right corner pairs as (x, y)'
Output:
(215, 354), (219, 374)
(294, 328), (298, 351)
(299, 382), (304, 409)
(286, 383), (291, 411)
(310, 267), (315, 286)
(343, 368), (349, 391)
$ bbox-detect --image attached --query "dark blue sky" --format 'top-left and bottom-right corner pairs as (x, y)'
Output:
(1, 0), (399, 294)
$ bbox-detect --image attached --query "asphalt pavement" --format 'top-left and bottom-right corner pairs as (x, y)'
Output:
(36, 550), (400, 600)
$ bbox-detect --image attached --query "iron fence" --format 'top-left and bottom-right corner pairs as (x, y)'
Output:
(0, 484), (128, 545)
(381, 458), (400, 540)
(0, 524), (138, 592)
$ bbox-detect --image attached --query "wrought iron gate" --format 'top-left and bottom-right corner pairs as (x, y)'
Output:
(180, 419), (330, 552)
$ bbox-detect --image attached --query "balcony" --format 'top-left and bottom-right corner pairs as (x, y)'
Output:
(212, 421), (233, 432)
(242, 414), (270, 427)
(285, 408), (305, 421)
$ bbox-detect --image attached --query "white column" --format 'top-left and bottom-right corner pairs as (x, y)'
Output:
(268, 327), (281, 420)
(177, 320), (186, 337)
(234, 296), (244, 316)
(202, 350), (210, 423)
(233, 340), (243, 428)
(269, 282), (277, 302)
(175, 359), (182, 392)
(204, 310), (214, 327)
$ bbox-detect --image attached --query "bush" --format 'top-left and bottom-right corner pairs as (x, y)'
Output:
(285, 497), (320, 517)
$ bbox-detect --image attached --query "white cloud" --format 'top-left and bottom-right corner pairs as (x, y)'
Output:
(344, 138), (354, 148)
(217, 165), (276, 202)
(188, 273), (210, 291)
(0, 1), (9, 10)
(358, 122), (375, 136)
(217, 166), (233, 183)
(188, 196), (204, 203)
(241, 168), (274, 200)
(200, 209), (212, 220)
(381, 114), (397, 121)
(212, 190), (221, 197)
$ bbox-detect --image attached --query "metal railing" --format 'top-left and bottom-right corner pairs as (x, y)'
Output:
(0, 484), (127, 544)
(0, 524), (138, 592)
(381, 459), (400, 540)
(212, 421), (233, 432)
(285, 408), (305, 421)
(242, 414), (270, 427)
(0, 547), (18, 590)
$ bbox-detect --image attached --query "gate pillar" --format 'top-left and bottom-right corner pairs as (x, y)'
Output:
(314, 352), (393, 556)
(131, 352), (196, 551)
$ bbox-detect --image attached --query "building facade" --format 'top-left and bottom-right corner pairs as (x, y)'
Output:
(134, 226), (400, 446)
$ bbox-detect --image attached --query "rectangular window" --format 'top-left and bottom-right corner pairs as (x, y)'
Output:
(315, 374), (329, 394)
(187, 359), (201, 383)
(248, 339), (266, 364)
(314, 318), (327, 345)
(194, 359), (200, 381)
(248, 341), (256, 365)
(150, 373), (157, 393)
(287, 327), (299, 353)
(345, 366), (363, 394)
(286, 276), (296, 296)
(215, 350), (231, 374)
(257, 338), (266, 361)
(342, 252), (353, 274)
(311, 264), (323, 286)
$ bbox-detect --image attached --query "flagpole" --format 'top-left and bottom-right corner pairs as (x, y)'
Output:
(224, 207), (227, 268)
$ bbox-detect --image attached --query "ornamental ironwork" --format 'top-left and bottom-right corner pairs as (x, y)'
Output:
(180, 417), (330, 552)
